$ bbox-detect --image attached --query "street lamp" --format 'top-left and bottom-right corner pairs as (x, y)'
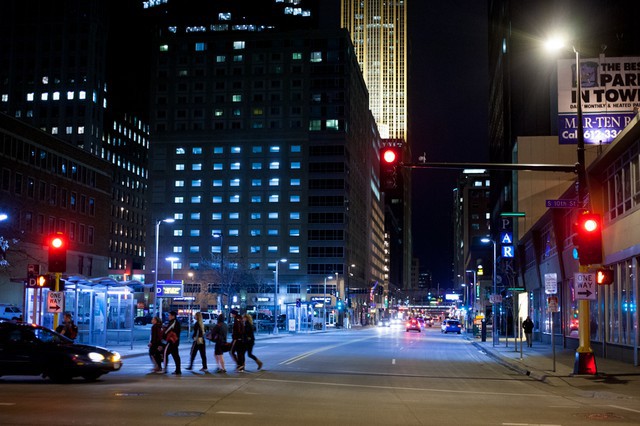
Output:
(323, 275), (333, 331)
(154, 217), (174, 317)
(481, 237), (498, 347)
(213, 233), (224, 312)
(166, 256), (179, 280)
(273, 258), (287, 334)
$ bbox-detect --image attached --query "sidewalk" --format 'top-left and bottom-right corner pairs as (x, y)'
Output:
(470, 333), (640, 384)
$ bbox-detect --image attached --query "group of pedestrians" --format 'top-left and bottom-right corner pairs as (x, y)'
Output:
(148, 309), (263, 375)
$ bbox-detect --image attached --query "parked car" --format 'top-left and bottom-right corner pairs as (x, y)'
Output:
(405, 318), (421, 332)
(0, 304), (22, 321)
(0, 320), (122, 382)
(441, 319), (462, 334)
(200, 312), (217, 331)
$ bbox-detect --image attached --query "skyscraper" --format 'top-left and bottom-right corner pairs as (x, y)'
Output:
(144, 2), (386, 317)
(340, 0), (407, 140)
(341, 0), (411, 292)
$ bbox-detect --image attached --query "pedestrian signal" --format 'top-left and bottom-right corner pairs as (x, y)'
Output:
(596, 268), (614, 285)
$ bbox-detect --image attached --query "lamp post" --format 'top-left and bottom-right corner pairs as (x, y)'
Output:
(213, 233), (224, 312)
(323, 275), (333, 331)
(166, 256), (179, 280)
(154, 218), (174, 317)
(481, 237), (498, 347)
(465, 269), (477, 311)
(273, 258), (287, 334)
(545, 37), (595, 374)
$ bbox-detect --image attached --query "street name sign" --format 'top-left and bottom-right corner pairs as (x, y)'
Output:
(574, 272), (596, 300)
(546, 199), (580, 208)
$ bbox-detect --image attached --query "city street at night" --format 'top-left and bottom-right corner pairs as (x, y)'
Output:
(1, 326), (639, 425)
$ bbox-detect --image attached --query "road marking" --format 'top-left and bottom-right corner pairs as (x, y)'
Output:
(392, 359), (396, 365)
(0, 403), (16, 406)
(608, 405), (640, 414)
(216, 411), (253, 416)
(279, 336), (373, 365)
(257, 378), (548, 397)
(502, 424), (560, 426)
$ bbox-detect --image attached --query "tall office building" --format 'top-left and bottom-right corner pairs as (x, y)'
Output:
(340, 0), (411, 292)
(144, 2), (386, 317)
(340, 0), (406, 140)
(0, 0), (150, 279)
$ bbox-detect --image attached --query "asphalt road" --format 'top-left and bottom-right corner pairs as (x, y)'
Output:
(1, 326), (639, 425)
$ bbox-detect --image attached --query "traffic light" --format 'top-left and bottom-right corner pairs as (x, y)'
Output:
(573, 212), (603, 266)
(336, 298), (344, 311)
(380, 146), (401, 190)
(48, 233), (68, 273)
(596, 268), (614, 285)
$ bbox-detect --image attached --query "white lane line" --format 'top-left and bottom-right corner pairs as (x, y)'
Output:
(279, 336), (373, 365)
(608, 404), (640, 414)
(257, 378), (549, 397)
(0, 403), (16, 406)
(216, 411), (253, 416)
(502, 424), (561, 426)
(392, 358), (396, 365)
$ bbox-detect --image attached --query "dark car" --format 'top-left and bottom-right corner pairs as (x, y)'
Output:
(0, 320), (122, 382)
(441, 319), (462, 334)
(405, 318), (421, 332)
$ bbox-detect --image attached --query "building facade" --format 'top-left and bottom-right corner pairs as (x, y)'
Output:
(146, 24), (386, 321)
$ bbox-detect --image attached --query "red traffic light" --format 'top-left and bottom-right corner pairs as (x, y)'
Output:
(596, 268), (614, 285)
(382, 148), (398, 164)
(48, 233), (68, 273)
(573, 212), (603, 266)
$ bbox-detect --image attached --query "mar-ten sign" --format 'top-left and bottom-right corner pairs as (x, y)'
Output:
(557, 55), (640, 144)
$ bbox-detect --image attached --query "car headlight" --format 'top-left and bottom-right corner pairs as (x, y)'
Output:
(111, 352), (121, 362)
(88, 352), (105, 362)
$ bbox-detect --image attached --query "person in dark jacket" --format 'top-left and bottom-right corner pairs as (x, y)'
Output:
(212, 313), (228, 373)
(522, 316), (534, 348)
(186, 312), (207, 371)
(243, 314), (263, 370)
(148, 316), (164, 372)
(163, 311), (182, 375)
(230, 309), (246, 372)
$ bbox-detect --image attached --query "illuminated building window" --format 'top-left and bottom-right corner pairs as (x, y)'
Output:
(229, 212), (239, 220)
(252, 163), (262, 170)
(269, 195), (279, 203)
(192, 147), (202, 154)
(174, 197), (184, 203)
(229, 229), (239, 236)
(214, 109), (223, 116)
(267, 246), (278, 253)
(191, 196), (201, 203)
(268, 229), (278, 236)
(252, 179), (261, 186)
(268, 212), (279, 219)
(216, 55), (226, 62)
(269, 162), (279, 169)
(41, 93), (48, 101)
(290, 212), (300, 220)
(251, 213), (261, 219)
(232, 94), (242, 102)
(190, 213), (200, 220)
(269, 146), (280, 152)
(195, 42), (206, 51)
(160, 45), (169, 51)
(251, 196), (262, 203)
(289, 229), (300, 237)
(67, 91), (74, 100)
(250, 229), (261, 236)
(230, 162), (241, 170)
(290, 178), (300, 186)
(233, 41), (245, 49)
(78, 126), (84, 134)
(176, 164), (184, 170)
(231, 146), (241, 153)
(269, 178), (279, 186)
(191, 179), (202, 187)
(230, 195), (240, 203)
(290, 195), (300, 202)
(176, 148), (186, 154)
(252, 146), (263, 153)
(79, 91), (86, 99)
(213, 147), (223, 154)
(212, 180), (222, 187)
(230, 178), (240, 187)
(251, 246), (261, 253)
(190, 229), (200, 236)
(290, 162), (301, 169)
(310, 51), (322, 62)
(213, 163), (223, 170)
(175, 180), (184, 187)
(292, 52), (302, 60)
(52, 92), (60, 100)
(192, 163), (202, 170)
(212, 196), (222, 203)
(309, 120), (321, 131)
(212, 213), (222, 220)
(289, 246), (300, 254)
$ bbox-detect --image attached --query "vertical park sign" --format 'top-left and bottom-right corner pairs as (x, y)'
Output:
(557, 55), (640, 144)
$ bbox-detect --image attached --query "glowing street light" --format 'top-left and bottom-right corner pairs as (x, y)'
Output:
(481, 237), (498, 347)
(154, 217), (174, 317)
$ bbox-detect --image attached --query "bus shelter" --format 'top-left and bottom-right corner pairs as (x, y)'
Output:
(57, 276), (136, 349)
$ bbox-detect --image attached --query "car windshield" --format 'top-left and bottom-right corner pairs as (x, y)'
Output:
(34, 327), (72, 344)
(448, 321), (459, 325)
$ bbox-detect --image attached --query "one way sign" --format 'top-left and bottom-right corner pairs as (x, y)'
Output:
(574, 273), (596, 300)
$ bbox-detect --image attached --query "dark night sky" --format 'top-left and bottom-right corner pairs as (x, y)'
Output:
(407, 2), (489, 288)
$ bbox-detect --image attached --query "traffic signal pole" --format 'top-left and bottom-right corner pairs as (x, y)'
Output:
(53, 272), (62, 329)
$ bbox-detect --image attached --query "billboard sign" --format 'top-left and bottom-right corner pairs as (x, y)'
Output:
(557, 56), (640, 144)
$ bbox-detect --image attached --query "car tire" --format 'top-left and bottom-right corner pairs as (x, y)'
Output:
(48, 372), (72, 383)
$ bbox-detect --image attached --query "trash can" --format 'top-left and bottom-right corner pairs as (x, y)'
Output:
(481, 318), (487, 342)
